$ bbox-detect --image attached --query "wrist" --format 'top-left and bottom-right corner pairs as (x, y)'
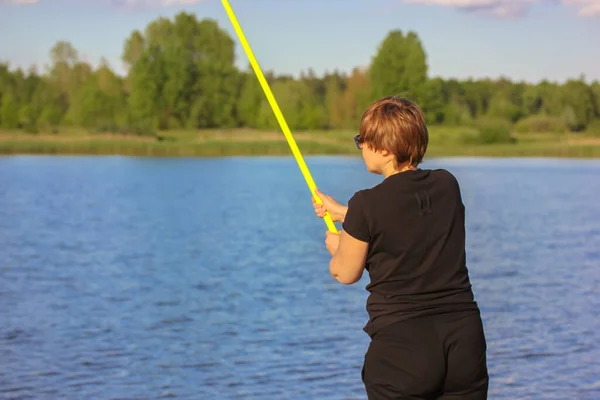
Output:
(339, 206), (348, 223)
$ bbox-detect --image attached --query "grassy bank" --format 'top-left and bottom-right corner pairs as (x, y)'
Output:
(1, 127), (600, 158)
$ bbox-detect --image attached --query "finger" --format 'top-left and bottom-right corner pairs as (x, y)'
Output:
(315, 188), (326, 201)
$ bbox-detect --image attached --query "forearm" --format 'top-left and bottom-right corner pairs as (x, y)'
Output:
(329, 242), (363, 285)
(338, 206), (348, 223)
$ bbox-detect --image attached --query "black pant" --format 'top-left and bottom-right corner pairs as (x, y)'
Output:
(361, 311), (489, 400)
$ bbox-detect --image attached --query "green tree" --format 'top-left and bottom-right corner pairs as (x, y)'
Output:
(124, 13), (240, 130)
(0, 91), (19, 129)
(486, 92), (522, 122)
(369, 30), (428, 101)
(296, 69), (327, 130)
(419, 78), (447, 124)
(128, 45), (165, 134)
(2, 24), (600, 139)
(591, 81), (600, 118)
(559, 78), (595, 131)
(236, 68), (264, 128)
(68, 62), (126, 131)
(342, 68), (372, 129)
(323, 71), (347, 129)
(122, 30), (145, 70)
(257, 80), (304, 130)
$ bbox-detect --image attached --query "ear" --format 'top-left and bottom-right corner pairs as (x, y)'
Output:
(380, 150), (396, 161)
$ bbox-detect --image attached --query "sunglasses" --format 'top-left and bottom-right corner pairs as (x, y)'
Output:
(353, 134), (364, 150)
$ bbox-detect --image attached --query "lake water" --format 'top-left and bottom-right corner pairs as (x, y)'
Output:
(1, 155), (599, 400)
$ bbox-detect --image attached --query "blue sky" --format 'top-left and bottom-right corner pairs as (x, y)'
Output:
(1, 0), (599, 84)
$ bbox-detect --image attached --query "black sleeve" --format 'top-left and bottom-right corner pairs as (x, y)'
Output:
(342, 191), (370, 242)
(441, 169), (463, 205)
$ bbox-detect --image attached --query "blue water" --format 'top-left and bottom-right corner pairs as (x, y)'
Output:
(1, 155), (599, 399)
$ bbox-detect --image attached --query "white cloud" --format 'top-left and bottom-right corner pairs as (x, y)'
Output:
(562, 0), (600, 16)
(161, 0), (204, 4)
(3, 0), (598, 17)
(1, 0), (206, 11)
(403, 0), (530, 17)
(109, 0), (204, 8)
(404, 0), (600, 17)
(0, 0), (39, 4)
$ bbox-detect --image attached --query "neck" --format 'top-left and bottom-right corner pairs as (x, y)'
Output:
(382, 162), (416, 178)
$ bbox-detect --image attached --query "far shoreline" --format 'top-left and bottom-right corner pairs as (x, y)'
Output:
(1, 128), (599, 159)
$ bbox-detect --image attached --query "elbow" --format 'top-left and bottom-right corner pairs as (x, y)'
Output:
(329, 258), (361, 285)
(336, 275), (360, 285)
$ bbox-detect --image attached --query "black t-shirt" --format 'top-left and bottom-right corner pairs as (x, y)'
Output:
(342, 168), (480, 338)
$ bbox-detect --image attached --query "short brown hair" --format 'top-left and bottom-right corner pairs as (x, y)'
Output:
(359, 96), (428, 167)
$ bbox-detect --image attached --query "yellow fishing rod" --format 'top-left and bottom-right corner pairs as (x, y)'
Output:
(221, 0), (338, 233)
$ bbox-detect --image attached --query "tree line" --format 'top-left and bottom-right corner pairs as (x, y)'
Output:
(1, 11), (599, 136)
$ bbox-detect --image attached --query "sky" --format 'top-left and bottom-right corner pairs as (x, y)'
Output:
(0, 0), (599, 84)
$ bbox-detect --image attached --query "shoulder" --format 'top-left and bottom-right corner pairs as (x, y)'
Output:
(346, 189), (369, 217)
(343, 189), (372, 242)
(427, 168), (461, 189)
(348, 186), (373, 203)
(427, 167), (456, 180)
(426, 168), (464, 203)
(347, 186), (380, 215)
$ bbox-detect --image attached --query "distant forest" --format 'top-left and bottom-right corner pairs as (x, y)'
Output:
(1, 11), (599, 136)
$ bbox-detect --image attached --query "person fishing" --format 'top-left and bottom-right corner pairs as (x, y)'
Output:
(312, 96), (489, 400)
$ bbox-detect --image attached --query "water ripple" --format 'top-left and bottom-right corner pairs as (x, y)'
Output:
(0, 156), (599, 399)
